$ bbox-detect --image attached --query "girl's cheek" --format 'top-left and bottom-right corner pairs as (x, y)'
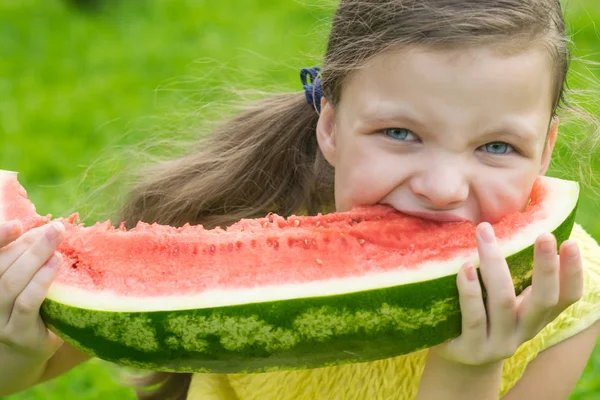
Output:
(336, 160), (396, 210)
(475, 179), (534, 223)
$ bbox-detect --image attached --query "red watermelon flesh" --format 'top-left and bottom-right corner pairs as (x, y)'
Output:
(0, 171), (50, 231)
(56, 185), (545, 297)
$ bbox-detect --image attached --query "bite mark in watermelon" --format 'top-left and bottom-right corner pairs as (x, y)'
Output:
(0, 170), (579, 373)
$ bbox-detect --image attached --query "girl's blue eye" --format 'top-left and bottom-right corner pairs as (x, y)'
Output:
(384, 128), (417, 141)
(481, 141), (514, 155)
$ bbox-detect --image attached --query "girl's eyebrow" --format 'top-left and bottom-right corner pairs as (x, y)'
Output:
(479, 120), (541, 147)
(355, 106), (428, 131)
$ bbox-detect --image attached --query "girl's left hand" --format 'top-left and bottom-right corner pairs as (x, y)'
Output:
(432, 222), (584, 366)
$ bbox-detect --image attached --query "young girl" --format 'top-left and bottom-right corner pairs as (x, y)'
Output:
(1, 0), (599, 399)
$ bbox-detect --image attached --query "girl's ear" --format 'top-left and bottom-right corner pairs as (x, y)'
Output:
(316, 97), (336, 166)
(540, 116), (559, 175)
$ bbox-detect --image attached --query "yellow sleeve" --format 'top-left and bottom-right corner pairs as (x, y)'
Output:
(187, 374), (238, 400)
(189, 223), (600, 400)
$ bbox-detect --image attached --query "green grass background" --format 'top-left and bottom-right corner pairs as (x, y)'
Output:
(1, 0), (599, 398)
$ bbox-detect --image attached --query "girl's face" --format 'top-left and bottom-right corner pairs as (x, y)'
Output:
(317, 45), (558, 224)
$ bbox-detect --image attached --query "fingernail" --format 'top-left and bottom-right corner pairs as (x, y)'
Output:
(540, 236), (555, 253)
(564, 241), (580, 259)
(465, 264), (477, 281)
(47, 254), (62, 268)
(478, 223), (495, 243)
(7, 220), (21, 234)
(45, 223), (64, 241)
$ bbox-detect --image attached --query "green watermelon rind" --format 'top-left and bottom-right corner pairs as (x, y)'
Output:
(40, 205), (577, 374)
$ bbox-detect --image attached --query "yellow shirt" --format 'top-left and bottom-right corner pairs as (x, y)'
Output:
(188, 224), (600, 400)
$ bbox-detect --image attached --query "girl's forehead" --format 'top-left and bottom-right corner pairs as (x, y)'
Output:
(338, 45), (555, 119)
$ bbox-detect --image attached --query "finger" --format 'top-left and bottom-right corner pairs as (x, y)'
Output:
(515, 286), (532, 310)
(0, 221), (22, 249)
(530, 234), (560, 308)
(476, 223), (517, 340)
(0, 224), (52, 276)
(518, 233), (560, 340)
(558, 240), (583, 308)
(0, 223), (65, 322)
(7, 253), (62, 340)
(456, 262), (487, 349)
(441, 262), (487, 364)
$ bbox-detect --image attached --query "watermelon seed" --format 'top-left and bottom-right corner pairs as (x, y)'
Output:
(358, 239), (365, 245)
(209, 245), (216, 254)
(273, 240), (279, 249)
(293, 220), (300, 227)
(316, 258), (323, 265)
(316, 221), (321, 227)
(262, 221), (269, 228)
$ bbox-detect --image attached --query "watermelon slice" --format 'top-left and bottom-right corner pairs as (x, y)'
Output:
(0, 170), (579, 373)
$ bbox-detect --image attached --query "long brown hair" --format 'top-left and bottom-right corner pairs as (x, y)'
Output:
(118, 1), (595, 399)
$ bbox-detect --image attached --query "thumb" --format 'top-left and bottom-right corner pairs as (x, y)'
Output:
(40, 322), (65, 356)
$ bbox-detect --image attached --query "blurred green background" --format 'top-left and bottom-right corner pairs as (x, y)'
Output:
(1, 0), (599, 398)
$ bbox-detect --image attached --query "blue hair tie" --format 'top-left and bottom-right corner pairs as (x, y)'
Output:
(300, 66), (322, 113)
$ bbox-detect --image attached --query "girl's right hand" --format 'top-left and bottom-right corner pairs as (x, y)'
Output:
(0, 221), (66, 363)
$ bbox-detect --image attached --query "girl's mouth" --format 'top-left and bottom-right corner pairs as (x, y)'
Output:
(398, 209), (469, 223)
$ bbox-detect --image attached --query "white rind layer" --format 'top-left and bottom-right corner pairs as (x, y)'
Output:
(46, 177), (579, 312)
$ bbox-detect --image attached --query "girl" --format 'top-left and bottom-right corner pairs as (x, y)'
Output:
(1, 0), (599, 399)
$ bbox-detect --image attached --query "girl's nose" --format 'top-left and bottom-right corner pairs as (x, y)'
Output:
(408, 165), (469, 210)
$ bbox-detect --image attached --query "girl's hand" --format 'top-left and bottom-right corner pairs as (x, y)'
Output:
(433, 222), (584, 366)
(0, 221), (65, 362)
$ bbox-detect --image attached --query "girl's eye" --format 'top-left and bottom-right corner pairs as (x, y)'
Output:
(480, 141), (515, 155)
(383, 128), (418, 141)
